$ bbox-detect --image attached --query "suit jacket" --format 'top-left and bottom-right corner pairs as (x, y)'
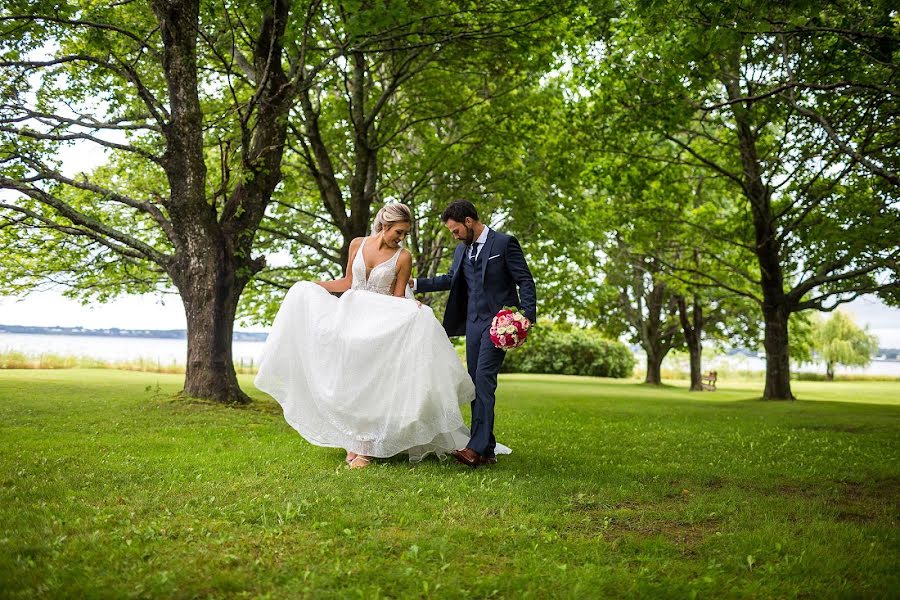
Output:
(416, 229), (537, 337)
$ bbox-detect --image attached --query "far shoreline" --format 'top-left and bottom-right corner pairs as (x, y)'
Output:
(0, 324), (268, 342)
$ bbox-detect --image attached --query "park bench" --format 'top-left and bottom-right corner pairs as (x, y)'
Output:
(701, 370), (717, 391)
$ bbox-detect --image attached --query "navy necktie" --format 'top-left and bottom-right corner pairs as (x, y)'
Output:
(469, 242), (480, 264)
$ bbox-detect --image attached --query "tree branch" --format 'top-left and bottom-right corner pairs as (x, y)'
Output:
(789, 252), (898, 302)
(0, 181), (171, 265)
(0, 125), (163, 165)
(20, 159), (176, 241)
(0, 15), (162, 58)
(258, 224), (341, 263)
(0, 202), (149, 261)
(1, 54), (169, 126)
(784, 96), (899, 186)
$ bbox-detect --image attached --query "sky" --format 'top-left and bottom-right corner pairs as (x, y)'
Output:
(0, 290), (191, 331)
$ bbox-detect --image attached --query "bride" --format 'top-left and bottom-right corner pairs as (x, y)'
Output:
(254, 203), (509, 468)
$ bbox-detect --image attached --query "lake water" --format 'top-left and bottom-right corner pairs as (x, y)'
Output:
(634, 350), (900, 377)
(0, 333), (266, 367)
(2, 332), (899, 376)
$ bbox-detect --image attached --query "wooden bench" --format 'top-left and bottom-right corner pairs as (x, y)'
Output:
(701, 370), (717, 391)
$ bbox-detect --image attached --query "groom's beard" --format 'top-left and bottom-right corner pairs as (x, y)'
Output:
(464, 225), (475, 245)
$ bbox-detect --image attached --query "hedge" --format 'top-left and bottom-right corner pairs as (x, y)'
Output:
(499, 324), (634, 378)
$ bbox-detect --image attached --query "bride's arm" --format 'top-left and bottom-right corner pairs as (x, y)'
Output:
(392, 250), (413, 297)
(316, 237), (362, 293)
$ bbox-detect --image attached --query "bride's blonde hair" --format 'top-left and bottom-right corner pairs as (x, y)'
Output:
(373, 203), (412, 234)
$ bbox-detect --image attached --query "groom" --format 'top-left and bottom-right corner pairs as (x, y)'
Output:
(413, 201), (537, 467)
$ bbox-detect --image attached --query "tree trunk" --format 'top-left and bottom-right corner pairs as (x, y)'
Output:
(151, 0), (290, 404)
(644, 346), (664, 384)
(619, 255), (679, 386)
(338, 217), (371, 272)
(181, 290), (248, 404)
(757, 236), (794, 400)
(677, 295), (704, 391)
(722, 56), (794, 400)
(686, 338), (702, 390)
(762, 304), (795, 400)
(826, 362), (834, 381)
(173, 246), (251, 404)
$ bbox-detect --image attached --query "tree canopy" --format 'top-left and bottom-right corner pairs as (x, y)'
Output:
(811, 311), (879, 380)
(0, 0), (895, 402)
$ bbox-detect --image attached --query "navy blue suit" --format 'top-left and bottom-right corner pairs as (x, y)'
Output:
(416, 229), (537, 457)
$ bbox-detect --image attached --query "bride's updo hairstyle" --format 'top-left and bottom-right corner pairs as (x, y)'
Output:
(373, 203), (412, 234)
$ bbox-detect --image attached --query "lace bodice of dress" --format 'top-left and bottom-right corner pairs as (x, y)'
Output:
(351, 236), (402, 296)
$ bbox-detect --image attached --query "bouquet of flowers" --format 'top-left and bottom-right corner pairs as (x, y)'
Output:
(489, 306), (531, 351)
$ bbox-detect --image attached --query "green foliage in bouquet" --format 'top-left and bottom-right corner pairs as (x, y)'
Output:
(500, 323), (634, 378)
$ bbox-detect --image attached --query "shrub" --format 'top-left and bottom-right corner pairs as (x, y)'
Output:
(500, 324), (634, 378)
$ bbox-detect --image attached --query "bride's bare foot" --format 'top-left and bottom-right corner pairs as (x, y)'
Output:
(346, 451), (358, 464)
(348, 455), (373, 469)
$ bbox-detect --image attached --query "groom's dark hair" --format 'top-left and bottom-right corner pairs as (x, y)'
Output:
(441, 200), (479, 223)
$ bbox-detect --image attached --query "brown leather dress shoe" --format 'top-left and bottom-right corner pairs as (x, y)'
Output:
(451, 448), (483, 468)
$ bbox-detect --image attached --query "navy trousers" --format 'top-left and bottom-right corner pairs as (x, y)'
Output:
(464, 317), (507, 457)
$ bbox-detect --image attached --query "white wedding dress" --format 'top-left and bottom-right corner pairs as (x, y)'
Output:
(254, 237), (510, 462)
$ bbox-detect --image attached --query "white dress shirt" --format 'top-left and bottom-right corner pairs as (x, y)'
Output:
(469, 226), (490, 261)
(412, 226), (491, 291)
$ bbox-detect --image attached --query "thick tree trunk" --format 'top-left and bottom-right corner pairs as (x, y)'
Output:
(756, 225), (794, 400)
(298, 84), (370, 273)
(762, 304), (794, 400)
(677, 295), (704, 391)
(722, 58), (794, 400)
(335, 51), (379, 272)
(687, 338), (702, 390)
(151, 0), (290, 404)
(826, 362), (835, 381)
(181, 287), (248, 404)
(172, 245), (251, 404)
(338, 219), (371, 272)
(756, 222), (794, 400)
(644, 347), (665, 384)
(621, 256), (679, 386)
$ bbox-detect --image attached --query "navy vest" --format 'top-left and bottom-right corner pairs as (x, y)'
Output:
(462, 248), (492, 322)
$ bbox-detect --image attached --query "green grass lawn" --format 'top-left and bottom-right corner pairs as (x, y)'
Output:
(1, 370), (898, 598)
